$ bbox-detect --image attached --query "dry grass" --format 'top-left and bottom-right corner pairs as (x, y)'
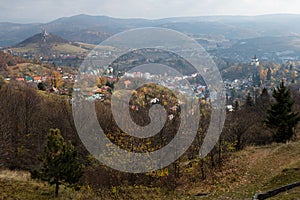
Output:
(0, 140), (299, 199)
(186, 140), (300, 199)
(52, 43), (88, 53)
(11, 42), (89, 54)
(0, 169), (31, 182)
(0, 170), (184, 200)
(73, 42), (97, 50)
(0, 171), (99, 200)
(11, 43), (39, 53)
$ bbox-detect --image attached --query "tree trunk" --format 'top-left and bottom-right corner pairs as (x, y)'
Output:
(200, 159), (206, 180)
(210, 153), (215, 168)
(218, 139), (222, 169)
(236, 133), (242, 151)
(55, 180), (59, 197)
(173, 161), (180, 178)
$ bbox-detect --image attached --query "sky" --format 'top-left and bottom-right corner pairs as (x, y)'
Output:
(1, 0), (300, 23)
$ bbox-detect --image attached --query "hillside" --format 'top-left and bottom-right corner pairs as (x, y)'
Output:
(0, 51), (27, 70)
(186, 140), (300, 199)
(0, 140), (299, 199)
(0, 51), (55, 78)
(15, 33), (68, 48)
(9, 32), (91, 55)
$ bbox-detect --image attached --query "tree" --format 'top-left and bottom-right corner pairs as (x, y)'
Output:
(266, 67), (272, 81)
(31, 128), (83, 197)
(48, 71), (64, 88)
(37, 82), (46, 91)
(245, 92), (254, 107)
(234, 100), (239, 111)
(264, 81), (300, 142)
(0, 75), (6, 89)
(257, 88), (270, 111)
(0, 81), (42, 168)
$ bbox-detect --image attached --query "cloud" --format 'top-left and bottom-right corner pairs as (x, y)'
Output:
(0, 0), (299, 23)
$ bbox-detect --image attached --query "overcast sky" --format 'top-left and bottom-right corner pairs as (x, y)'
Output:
(1, 0), (300, 23)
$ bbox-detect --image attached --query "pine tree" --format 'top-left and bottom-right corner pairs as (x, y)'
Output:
(264, 81), (300, 142)
(31, 128), (83, 197)
(260, 88), (270, 101)
(245, 92), (254, 107)
(266, 67), (272, 81)
(234, 100), (239, 111)
(257, 87), (270, 108)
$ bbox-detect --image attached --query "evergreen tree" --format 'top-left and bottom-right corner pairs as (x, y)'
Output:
(252, 72), (261, 86)
(266, 67), (272, 81)
(234, 100), (239, 111)
(264, 81), (300, 142)
(37, 82), (46, 91)
(245, 92), (254, 107)
(31, 128), (83, 197)
(257, 88), (270, 107)
(261, 88), (269, 100)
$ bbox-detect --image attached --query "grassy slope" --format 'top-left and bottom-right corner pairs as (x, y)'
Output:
(73, 42), (97, 50)
(52, 43), (88, 53)
(11, 43), (40, 53)
(0, 170), (181, 200)
(187, 140), (300, 200)
(9, 42), (118, 55)
(0, 170), (100, 200)
(10, 43), (88, 54)
(7, 63), (52, 77)
(0, 140), (299, 199)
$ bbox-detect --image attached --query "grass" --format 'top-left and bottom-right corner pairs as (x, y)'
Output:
(10, 41), (118, 55)
(269, 187), (300, 200)
(0, 170), (98, 199)
(186, 140), (300, 200)
(11, 42), (89, 54)
(73, 42), (96, 50)
(0, 140), (299, 199)
(0, 170), (186, 200)
(11, 43), (39, 53)
(52, 43), (88, 53)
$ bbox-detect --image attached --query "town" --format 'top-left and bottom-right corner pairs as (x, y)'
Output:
(2, 42), (300, 113)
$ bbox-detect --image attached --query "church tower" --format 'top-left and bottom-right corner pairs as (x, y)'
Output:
(250, 55), (259, 67)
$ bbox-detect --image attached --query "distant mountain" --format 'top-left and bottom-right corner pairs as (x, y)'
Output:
(42, 14), (161, 44)
(2, 14), (300, 48)
(0, 22), (41, 47)
(212, 35), (300, 62)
